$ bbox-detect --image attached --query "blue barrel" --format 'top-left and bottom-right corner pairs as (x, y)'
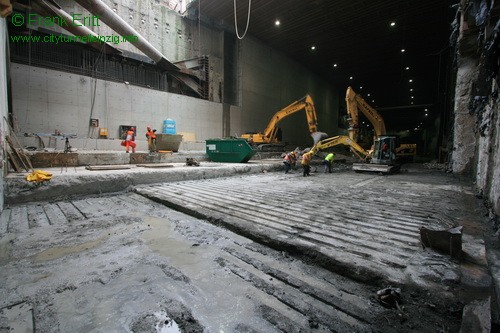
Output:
(163, 119), (176, 134)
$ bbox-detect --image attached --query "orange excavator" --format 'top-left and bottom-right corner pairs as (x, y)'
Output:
(241, 95), (327, 151)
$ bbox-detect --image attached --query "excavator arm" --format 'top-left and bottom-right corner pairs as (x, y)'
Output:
(345, 87), (386, 141)
(310, 135), (370, 161)
(241, 94), (326, 146)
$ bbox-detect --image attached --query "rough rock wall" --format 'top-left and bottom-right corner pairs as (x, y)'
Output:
(450, 0), (500, 215)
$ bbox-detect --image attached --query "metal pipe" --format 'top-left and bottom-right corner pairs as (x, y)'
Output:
(31, 0), (121, 55)
(73, 0), (179, 72)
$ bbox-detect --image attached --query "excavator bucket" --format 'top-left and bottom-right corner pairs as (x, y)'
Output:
(311, 131), (328, 145)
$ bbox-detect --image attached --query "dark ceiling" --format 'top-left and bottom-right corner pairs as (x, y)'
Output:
(192, 0), (456, 132)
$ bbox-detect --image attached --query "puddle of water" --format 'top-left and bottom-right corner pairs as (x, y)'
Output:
(141, 216), (205, 267)
(32, 236), (107, 262)
(154, 310), (181, 333)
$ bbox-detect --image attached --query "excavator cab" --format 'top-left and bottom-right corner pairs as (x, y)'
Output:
(371, 136), (400, 165)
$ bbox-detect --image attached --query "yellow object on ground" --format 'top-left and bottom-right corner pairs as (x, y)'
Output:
(26, 170), (53, 183)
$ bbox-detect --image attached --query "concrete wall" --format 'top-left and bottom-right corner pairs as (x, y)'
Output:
(239, 36), (341, 148)
(12, 0), (340, 153)
(0, 18), (8, 211)
(12, 64), (230, 151)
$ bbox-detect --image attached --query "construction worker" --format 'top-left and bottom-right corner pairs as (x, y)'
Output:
(301, 151), (313, 177)
(322, 152), (335, 173)
(125, 127), (136, 153)
(283, 151), (297, 174)
(146, 126), (157, 153)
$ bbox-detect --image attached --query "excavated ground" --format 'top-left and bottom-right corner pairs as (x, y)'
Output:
(0, 161), (494, 332)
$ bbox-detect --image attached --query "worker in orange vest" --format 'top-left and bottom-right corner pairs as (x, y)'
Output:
(146, 126), (157, 153)
(125, 127), (136, 153)
(301, 151), (313, 177)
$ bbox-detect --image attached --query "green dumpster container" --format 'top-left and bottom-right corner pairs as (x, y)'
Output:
(206, 138), (256, 163)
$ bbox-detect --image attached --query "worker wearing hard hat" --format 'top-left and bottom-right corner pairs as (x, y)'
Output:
(301, 151), (313, 177)
(322, 152), (335, 173)
(283, 151), (297, 174)
(124, 127), (136, 153)
(146, 126), (157, 153)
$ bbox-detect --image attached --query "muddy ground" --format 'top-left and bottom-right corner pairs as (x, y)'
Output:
(0, 163), (495, 332)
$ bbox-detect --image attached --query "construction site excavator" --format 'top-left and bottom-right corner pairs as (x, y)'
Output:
(309, 134), (401, 174)
(240, 95), (328, 151)
(304, 87), (408, 174)
(345, 86), (417, 159)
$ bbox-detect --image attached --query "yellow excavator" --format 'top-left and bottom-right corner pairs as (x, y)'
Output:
(241, 95), (327, 151)
(345, 86), (417, 159)
(309, 135), (401, 174)
(306, 87), (411, 174)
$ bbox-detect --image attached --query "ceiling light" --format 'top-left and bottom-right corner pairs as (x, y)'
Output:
(411, 96), (414, 99)
(349, 76), (353, 80)
(424, 108), (428, 111)
(401, 48), (405, 53)
(390, 22), (396, 27)
(405, 66), (410, 70)
(411, 101), (414, 104)
(410, 88), (413, 91)
(367, 93), (371, 97)
(425, 113), (428, 116)
(275, 20), (280, 26)
(333, 64), (338, 68)
(359, 86), (363, 89)
(409, 79), (413, 83)
(311, 46), (316, 50)
(372, 99), (375, 103)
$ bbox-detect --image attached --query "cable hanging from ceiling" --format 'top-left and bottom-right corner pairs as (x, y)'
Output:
(234, 0), (252, 39)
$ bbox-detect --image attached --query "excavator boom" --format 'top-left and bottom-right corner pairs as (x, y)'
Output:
(241, 94), (327, 148)
(310, 135), (370, 161)
(345, 86), (386, 141)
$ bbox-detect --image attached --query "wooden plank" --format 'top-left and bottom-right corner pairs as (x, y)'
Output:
(0, 208), (11, 235)
(7, 206), (29, 233)
(136, 163), (174, 168)
(56, 202), (85, 221)
(6, 150), (21, 172)
(85, 165), (132, 171)
(6, 136), (31, 171)
(43, 203), (67, 225)
(26, 205), (50, 228)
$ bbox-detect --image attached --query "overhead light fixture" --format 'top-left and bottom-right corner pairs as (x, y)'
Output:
(424, 108), (428, 111)
(405, 66), (410, 70)
(275, 20), (280, 26)
(372, 99), (375, 103)
(409, 79), (413, 83)
(411, 101), (414, 104)
(411, 96), (414, 99)
(410, 88), (413, 91)
(311, 46), (316, 50)
(390, 22), (396, 27)
(401, 48), (406, 53)
(367, 93), (371, 97)
(425, 113), (428, 116)
(349, 76), (353, 80)
(333, 64), (338, 68)
(359, 86), (363, 89)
